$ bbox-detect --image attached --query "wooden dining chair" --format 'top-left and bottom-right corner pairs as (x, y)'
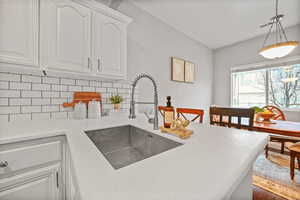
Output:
(262, 105), (299, 157)
(262, 105), (286, 120)
(176, 108), (204, 123)
(286, 142), (300, 180)
(209, 107), (255, 130)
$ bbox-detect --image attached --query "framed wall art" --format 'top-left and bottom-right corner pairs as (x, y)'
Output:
(171, 57), (185, 82)
(184, 61), (195, 83)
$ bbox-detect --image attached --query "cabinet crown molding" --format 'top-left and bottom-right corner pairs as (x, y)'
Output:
(73, 0), (132, 24)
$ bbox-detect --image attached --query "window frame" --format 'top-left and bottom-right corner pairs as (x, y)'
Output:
(230, 55), (300, 111)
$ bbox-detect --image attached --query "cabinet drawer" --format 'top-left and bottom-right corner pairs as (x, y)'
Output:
(0, 141), (61, 174)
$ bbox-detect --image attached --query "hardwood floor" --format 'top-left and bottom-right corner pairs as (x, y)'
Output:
(253, 186), (287, 200)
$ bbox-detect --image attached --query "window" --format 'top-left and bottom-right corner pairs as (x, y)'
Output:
(231, 63), (300, 109)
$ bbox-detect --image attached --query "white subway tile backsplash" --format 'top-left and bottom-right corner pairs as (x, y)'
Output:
(60, 105), (73, 112)
(0, 106), (20, 114)
(113, 83), (122, 88)
(51, 112), (68, 119)
(107, 88), (117, 93)
(0, 73), (20, 81)
(103, 104), (113, 109)
(68, 85), (81, 92)
(51, 98), (67, 105)
(82, 86), (95, 92)
(60, 92), (73, 98)
(32, 83), (51, 91)
(21, 106), (41, 113)
(32, 112), (51, 120)
(0, 81), (9, 89)
(32, 98), (50, 105)
(118, 88), (129, 93)
(0, 90), (20, 97)
(0, 72), (130, 121)
(61, 78), (75, 85)
(90, 81), (101, 87)
(9, 98), (31, 106)
(122, 84), (131, 89)
(0, 98), (8, 106)
(22, 91), (41, 98)
(42, 91), (60, 98)
(102, 82), (113, 87)
(42, 105), (59, 112)
(51, 84), (68, 91)
(122, 94), (131, 98)
(10, 113), (31, 121)
(10, 82), (31, 90)
(96, 88), (106, 93)
(22, 75), (41, 83)
(101, 93), (110, 98)
(76, 79), (89, 86)
(43, 77), (59, 84)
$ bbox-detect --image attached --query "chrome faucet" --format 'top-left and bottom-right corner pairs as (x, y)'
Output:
(129, 74), (159, 130)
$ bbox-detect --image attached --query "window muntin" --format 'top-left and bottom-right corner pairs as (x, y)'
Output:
(231, 64), (300, 109)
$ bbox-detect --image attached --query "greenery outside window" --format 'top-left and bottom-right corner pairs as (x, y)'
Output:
(231, 63), (300, 109)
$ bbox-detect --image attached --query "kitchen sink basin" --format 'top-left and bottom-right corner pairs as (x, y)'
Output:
(85, 125), (182, 169)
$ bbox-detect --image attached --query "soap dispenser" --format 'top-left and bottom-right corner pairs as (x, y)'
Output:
(163, 96), (174, 128)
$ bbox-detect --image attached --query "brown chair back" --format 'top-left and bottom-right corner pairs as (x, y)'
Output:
(262, 105), (286, 120)
(176, 108), (204, 123)
(209, 107), (255, 130)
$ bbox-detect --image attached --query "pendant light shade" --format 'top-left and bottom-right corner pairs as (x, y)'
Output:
(259, 41), (299, 59)
(259, 0), (299, 59)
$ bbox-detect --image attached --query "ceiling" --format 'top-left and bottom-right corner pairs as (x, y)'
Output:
(129, 0), (300, 49)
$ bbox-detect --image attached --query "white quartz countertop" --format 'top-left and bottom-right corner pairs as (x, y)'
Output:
(0, 113), (269, 200)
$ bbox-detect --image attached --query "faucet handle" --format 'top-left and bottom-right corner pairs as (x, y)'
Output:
(144, 112), (154, 124)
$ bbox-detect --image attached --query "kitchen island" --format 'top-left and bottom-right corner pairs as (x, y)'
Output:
(0, 113), (268, 200)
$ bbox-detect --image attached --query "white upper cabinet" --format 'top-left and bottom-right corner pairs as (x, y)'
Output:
(0, 0), (131, 79)
(93, 12), (127, 79)
(40, 0), (92, 73)
(0, 0), (39, 67)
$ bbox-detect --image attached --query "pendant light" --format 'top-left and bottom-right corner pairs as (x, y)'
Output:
(259, 0), (299, 59)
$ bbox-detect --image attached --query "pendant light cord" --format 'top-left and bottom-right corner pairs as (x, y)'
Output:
(276, 0), (278, 17)
(261, 0), (289, 48)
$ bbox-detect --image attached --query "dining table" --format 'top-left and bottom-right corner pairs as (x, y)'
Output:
(253, 120), (300, 137)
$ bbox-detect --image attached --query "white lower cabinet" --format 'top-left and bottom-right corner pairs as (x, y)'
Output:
(66, 145), (80, 200)
(0, 136), (66, 200)
(0, 164), (61, 200)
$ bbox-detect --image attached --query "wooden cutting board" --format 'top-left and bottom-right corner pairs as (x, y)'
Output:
(160, 126), (193, 139)
(62, 92), (102, 107)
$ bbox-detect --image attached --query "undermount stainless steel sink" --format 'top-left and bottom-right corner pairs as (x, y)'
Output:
(85, 125), (182, 169)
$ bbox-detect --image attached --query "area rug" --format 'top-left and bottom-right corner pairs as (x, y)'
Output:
(253, 152), (300, 200)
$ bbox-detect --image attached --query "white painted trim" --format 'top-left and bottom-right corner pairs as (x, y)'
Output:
(230, 55), (300, 110)
(231, 55), (300, 73)
(73, 0), (132, 24)
(0, 62), (130, 82)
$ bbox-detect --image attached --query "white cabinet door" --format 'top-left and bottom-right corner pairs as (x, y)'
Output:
(41, 0), (92, 73)
(66, 146), (80, 200)
(0, 0), (39, 67)
(93, 12), (127, 79)
(0, 165), (61, 200)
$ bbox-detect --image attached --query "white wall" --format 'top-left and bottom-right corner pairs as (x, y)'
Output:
(213, 24), (300, 121)
(117, 1), (214, 120)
